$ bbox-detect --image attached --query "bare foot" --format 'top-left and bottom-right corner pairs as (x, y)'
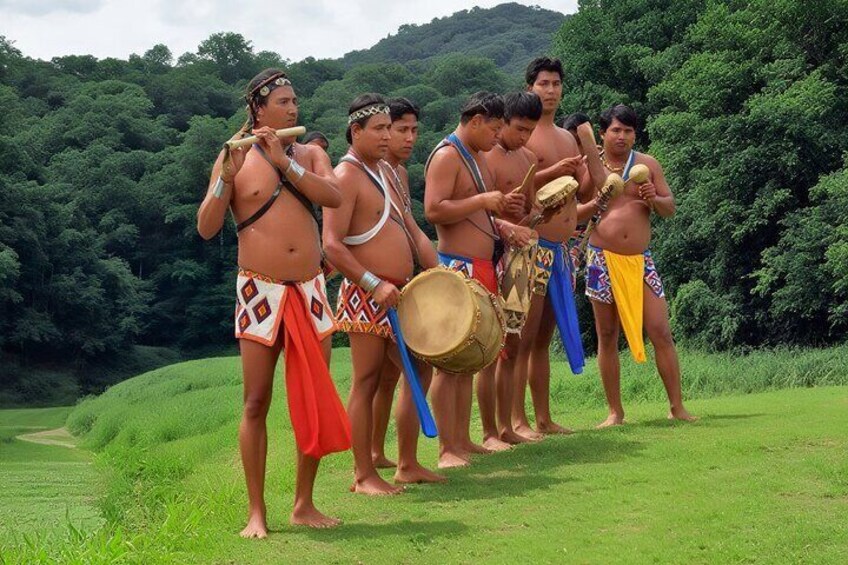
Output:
(438, 451), (470, 469)
(350, 474), (404, 496)
(290, 503), (341, 529)
(513, 423), (544, 442)
(394, 463), (448, 484)
(482, 436), (513, 451)
(499, 430), (533, 445)
(372, 454), (397, 469)
(239, 510), (268, 539)
(537, 421), (574, 435)
(668, 407), (698, 422)
(595, 414), (625, 429)
(459, 441), (492, 455)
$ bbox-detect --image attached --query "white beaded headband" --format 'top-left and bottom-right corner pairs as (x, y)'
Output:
(348, 104), (390, 125)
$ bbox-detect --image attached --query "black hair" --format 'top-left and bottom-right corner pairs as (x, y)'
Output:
(503, 91), (543, 122)
(525, 57), (564, 85)
(459, 91), (505, 125)
(303, 131), (329, 145)
(387, 97), (420, 122)
(244, 68), (290, 130)
(346, 92), (387, 144)
(598, 104), (639, 132)
(561, 112), (591, 133)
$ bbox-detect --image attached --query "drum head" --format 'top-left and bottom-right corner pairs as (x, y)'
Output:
(397, 269), (473, 357)
(536, 175), (578, 207)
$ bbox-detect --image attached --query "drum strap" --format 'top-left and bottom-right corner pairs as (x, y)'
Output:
(339, 153), (421, 269)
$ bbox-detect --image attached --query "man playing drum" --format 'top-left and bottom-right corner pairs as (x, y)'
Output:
(424, 91), (535, 465)
(513, 57), (595, 439)
(369, 98), (440, 474)
(481, 91), (544, 445)
(197, 69), (351, 535)
(580, 105), (697, 427)
(324, 94), (444, 494)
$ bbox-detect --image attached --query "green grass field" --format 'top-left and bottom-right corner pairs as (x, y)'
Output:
(1, 347), (847, 563)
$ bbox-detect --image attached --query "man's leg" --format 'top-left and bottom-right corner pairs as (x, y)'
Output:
(291, 334), (342, 527)
(512, 295), (545, 441)
(348, 333), (403, 495)
(496, 334), (529, 444)
(461, 369), (492, 455)
(478, 360), (511, 451)
(238, 338), (282, 538)
(371, 359), (400, 468)
(592, 300), (625, 428)
(643, 287), (697, 421)
(389, 353), (447, 484)
(529, 300), (572, 434)
(430, 370), (469, 468)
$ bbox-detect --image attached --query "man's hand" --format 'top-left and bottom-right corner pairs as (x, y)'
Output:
(372, 281), (400, 308)
(505, 224), (537, 248)
(221, 132), (248, 183)
(638, 181), (657, 202)
(503, 191), (526, 217)
(480, 191), (506, 214)
(253, 126), (290, 170)
(553, 155), (583, 177)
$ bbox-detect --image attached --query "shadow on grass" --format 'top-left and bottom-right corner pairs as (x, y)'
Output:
(633, 413), (766, 428)
(404, 432), (644, 503)
(293, 518), (470, 541)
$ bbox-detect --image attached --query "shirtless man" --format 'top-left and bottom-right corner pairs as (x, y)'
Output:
(324, 93), (444, 494)
(425, 91), (534, 466)
(481, 91), (544, 445)
(197, 69), (350, 536)
(513, 57), (595, 439)
(581, 104), (697, 427)
(369, 97), (440, 473)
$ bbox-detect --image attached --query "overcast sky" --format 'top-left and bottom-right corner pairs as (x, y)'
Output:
(0, 1), (578, 63)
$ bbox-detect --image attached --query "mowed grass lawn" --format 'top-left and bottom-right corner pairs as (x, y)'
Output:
(2, 347), (847, 563)
(0, 407), (103, 546)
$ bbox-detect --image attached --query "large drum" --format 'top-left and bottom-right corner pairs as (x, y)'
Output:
(500, 242), (538, 334)
(397, 267), (505, 374)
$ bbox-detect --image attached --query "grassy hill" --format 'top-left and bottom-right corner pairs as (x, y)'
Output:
(2, 346), (847, 562)
(341, 3), (567, 75)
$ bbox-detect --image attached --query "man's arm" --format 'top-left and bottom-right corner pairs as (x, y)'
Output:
(197, 136), (246, 240)
(252, 128), (341, 208)
(399, 167), (438, 269)
(424, 151), (504, 224)
(641, 156), (675, 218)
(322, 167), (400, 305)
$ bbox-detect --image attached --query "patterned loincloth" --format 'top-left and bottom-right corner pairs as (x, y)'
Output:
(235, 269), (336, 346)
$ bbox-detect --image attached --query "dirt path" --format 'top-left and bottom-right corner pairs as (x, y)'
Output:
(16, 426), (77, 448)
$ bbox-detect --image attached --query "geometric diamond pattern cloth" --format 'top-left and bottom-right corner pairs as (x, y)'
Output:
(335, 278), (394, 341)
(235, 269), (336, 346)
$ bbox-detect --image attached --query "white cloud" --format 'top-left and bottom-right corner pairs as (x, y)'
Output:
(0, 1), (578, 63)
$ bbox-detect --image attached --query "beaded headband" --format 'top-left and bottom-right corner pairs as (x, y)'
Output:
(348, 104), (390, 125)
(248, 73), (292, 101)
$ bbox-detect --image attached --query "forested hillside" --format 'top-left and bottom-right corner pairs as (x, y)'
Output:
(341, 3), (565, 74)
(0, 4), (555, 403)
(1, 0), (846, 405)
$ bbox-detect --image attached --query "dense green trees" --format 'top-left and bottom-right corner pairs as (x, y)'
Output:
(0, 4), (551, 399)
(2, 0), (846, 403)
(554, 0), (848, 349)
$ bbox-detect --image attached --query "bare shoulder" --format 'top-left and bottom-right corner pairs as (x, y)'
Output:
(520, 146), (539, 165)
(637, 152), (662, 170)
(426, 145), (460, 173)
(333, 161), (363, 190)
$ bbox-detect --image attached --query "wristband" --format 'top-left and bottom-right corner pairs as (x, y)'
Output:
(213, 176), (228, 199)
(359, 271), (382, 293)
(285, 159), (306, 182)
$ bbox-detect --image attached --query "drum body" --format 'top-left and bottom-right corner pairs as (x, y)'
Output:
(500, 242), (538, 334)
(397, 267), (504, 374)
